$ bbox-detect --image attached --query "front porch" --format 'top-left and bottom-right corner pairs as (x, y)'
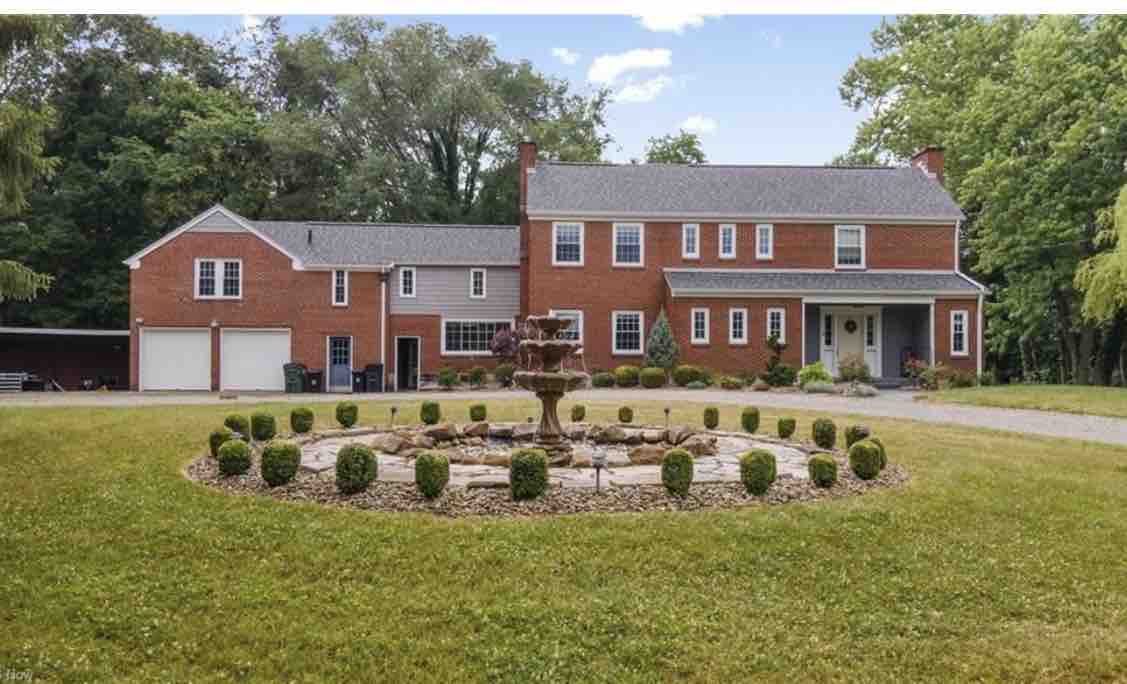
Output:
(803, 302), (931, 385)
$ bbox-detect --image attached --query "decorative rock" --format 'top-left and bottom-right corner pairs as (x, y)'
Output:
(570, 448), (593, 468)
(370, 433), (406, 454)
(411, 434), (435, 449)
(622, 430), (643, 445)
(593, 425), (627, 444)
(423, 423), (457, 441)
(399, 447), (425, 460)
(563, 424), (588, 441)
(513, 423), (537, 441)
(488, 423), (515, 438)
(605, 452), (632, 468)
(642, 429), (667, 444)
(547, 450), (572, 467)
(466, 476), (508, 489)
(667, 426), (696, 445)
(459, 451), (484, 465)
(680, 434), (718, 457)
(628, 444), (667, 465)
(463, 421), (489, 438)
(483, 452), (512, 467)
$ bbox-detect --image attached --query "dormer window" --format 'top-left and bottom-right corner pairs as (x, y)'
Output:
(195, 258), (241, 299)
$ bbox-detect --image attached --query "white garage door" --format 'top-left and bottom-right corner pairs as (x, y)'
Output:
(220, 329), (291, 391)
(140, 328), (211, 391)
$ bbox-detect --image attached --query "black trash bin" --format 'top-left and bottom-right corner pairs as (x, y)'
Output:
(307, 370), (324, 393)
(364, 364), (384, 393)
(352, 370), (368, 393)
(283, 362), (308, 393)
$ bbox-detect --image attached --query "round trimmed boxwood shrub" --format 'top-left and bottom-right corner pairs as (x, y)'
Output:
(494, 362), (515, 387)
(420, 400), (441, 425)
(672, 364), (702, 387)
(469, 403), (487, 422)
(261, 439), (301, 487)
(849, 440), (882, 480)
(290, 407), (314, 434)
(845, 424), (871, 448)
(808, 453), (838, 488)
(217, 439), (252, 476)
(335, 401), (359, 428)
(868, 435), (888, 470)
(618, 406), (634, 424)
(335, 443), (377, 494)
(614, 365), (640, 388)
(740, 449), (777, 495)
(570, 404), (586, 422)
(224, 414), (250, 439)
(591, 372), (615, 388)
(639, 366), (666, 388)
(777, 417), (796, 439)
(812, 418), (837, 449)
(415, 451), (450, 499)
(686, 380), (708, 390)
(209, 426), (233, 458)
(661, 448), (694, 497)
(703, 406), (720, 430)
(510, 448), (549, 501)
(467, 366), (487, 387)
(740, 406), (760, 434)
(720, 375), (744, 390)
(250, 411), (277, 441)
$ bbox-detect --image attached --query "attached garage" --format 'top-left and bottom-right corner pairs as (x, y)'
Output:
(220, 328), (291, 391)
(140, 328), (211, 391)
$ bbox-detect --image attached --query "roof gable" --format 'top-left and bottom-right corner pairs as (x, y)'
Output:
(122, 205), (301, 269)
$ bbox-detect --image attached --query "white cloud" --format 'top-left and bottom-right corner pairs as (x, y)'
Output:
(551, 47), (580, 66)
(681, 115), (718, 135)
(588, 48), (672, 84)
(614, 75), (674, 104)
(241, 15), (263, 34)
(636, 14), (707, 34)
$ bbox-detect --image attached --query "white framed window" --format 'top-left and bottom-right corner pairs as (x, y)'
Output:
(756, 223), (774, 260)
(332, 269), (348, 306)
(470, 268), (486, 299)
(613, 223), (644, 267)
(552, 222), (584, 266)
(549, 309), (583, 347)
(767, 307), (786, 343)
(719, 223), (737, 259)
(865, 313), (877, 350)
(194, 258), (241, 299)
(835, 225), (866, 269)
(682, 223), (699, 259)
(399, 266), (416, 298)
(612, 311), (644, 355)
(691, 307), (710, 345)
(441, 319), (511, 356)
(729, 307), (748, 345)
(951, 310), (969, 357)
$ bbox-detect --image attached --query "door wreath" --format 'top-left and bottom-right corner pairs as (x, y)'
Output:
(844, 319), (858, 334)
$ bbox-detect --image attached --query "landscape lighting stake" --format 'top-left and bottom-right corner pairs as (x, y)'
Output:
(390, 406), (398, 427)
(592, 452), (607, 492)
(664, 406), (671, 428)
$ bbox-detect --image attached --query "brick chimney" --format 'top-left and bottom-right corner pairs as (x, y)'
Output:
(910, 146), (945, 185)
(517, 139), (537, 318)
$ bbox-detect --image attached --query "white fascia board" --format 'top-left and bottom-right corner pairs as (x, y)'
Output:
(528, 212), (960, 226)
(122, 205), (304, 269)
(955, 270), (989, 292)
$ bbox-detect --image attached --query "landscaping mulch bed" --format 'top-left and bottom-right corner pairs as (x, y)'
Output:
(186, 453), (908, 518)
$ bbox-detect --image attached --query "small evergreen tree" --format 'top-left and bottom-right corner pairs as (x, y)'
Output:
(645, 310), (680, 370)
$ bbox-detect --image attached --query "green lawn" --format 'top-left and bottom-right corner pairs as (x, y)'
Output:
(2, 398), (1127, 682)
(922, 384), (1127, 418)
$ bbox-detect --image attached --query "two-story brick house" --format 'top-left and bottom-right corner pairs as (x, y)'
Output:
(125, 142), (983, 391)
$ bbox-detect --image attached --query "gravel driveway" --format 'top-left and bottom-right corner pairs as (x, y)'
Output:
(3, 386), (1126, 447)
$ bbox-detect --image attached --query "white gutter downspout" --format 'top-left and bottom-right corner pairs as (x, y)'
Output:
(977, 292), (985, 376)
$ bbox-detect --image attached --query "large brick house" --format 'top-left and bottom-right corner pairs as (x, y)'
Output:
(125, 142), (984, 391)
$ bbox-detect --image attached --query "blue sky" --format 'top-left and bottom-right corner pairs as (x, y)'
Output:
(155, 14), (884, 165)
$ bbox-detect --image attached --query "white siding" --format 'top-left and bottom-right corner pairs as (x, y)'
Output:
(189, 211), (246, 233)
(390, 266), (519, 318)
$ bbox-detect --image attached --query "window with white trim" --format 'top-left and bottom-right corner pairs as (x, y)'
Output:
(552, 222), (584, 265)
(332, 269), (348, 306)
(399, 267), (416, 297)
(767, 307), (786, 343)
(729, 308), (747, 345)
(835, 225), (865, 268)
(613, 223), (644, 266)
(682, 223), (699, 259)
(691, 308), (710, 345)
(719, 223), (737, 259)
(195, 258), (241, 299)
(470, 268), (486, 299)
(612, 311), (644, 355)
(951, 310), (968, 356)
(549, 309), (583, 346)
(442, 320), (511, 355)
(756, 224), (773, 260)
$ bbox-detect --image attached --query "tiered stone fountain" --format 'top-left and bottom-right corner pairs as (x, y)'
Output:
(513, 315), (589, 462)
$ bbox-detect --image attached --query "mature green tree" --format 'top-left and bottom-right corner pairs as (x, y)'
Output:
(1077, 186), (1127, 323)
(644, 130), (706, 164)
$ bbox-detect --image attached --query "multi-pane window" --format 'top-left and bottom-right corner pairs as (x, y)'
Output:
(756, 224), (773, 260)
(823, 313), (834, 347)
(719, 224), (736, 259)
(470, 268), (486, 299)
(443, 320), (511, 355)
(553, 222), (583, 265)
(549, 309), (583, 344)
(835, 225), (865, 268)
(729, 308), (747, 344)
(333, 270), (348, 306)
(682, 223), (699, 258)
(613, 223), (643, 266)
(767, 307), (786, 343)
(195, 258), (240, 299)
(691, 308), (709, 344)
(865, 314), (876, 348)
(400, 267), (415, 297)
(612, 311), (643, 355)
(951, 310), (968, 356)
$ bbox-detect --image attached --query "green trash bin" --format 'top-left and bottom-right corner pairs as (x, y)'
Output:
(283, 363), (307, 393)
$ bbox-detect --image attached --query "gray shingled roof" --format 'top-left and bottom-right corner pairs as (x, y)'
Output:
(528, 162), (964, 221)
(251, 220), (519, 267)
(665, 270), (983, 295)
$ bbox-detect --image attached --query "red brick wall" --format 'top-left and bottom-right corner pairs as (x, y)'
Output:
(867, 224), (955, 270)
(666, 298), (803, 374)
(128, 232), (384, 390)
(934, 298), (979, 372)
(388, 314), (510, 382)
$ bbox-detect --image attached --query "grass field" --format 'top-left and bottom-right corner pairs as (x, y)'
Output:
(923, 384), (1127, 418)
(2, 398), (1126, 682)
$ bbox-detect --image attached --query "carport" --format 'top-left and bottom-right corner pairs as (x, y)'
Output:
(0, 327), (130, 391)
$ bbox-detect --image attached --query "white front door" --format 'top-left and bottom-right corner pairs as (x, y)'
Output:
(820, 307), (882, 378)
(220, 329), (291, 391)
